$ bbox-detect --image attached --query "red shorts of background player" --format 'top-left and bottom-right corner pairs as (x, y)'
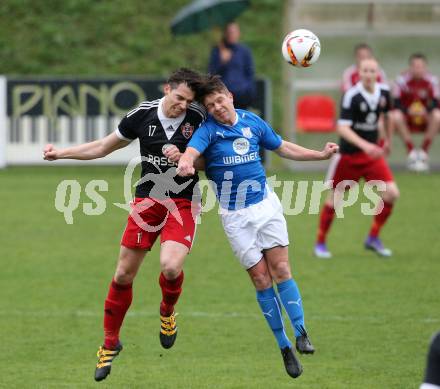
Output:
(326, 152), (394, 189)
(121, 198), (200, 251)
(406, 113), (427, 133)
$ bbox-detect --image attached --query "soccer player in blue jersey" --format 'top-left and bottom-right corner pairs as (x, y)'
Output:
(173, 75), (338, 378)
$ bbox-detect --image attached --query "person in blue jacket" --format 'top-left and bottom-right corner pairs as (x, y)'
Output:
(208, 22), (256, 109)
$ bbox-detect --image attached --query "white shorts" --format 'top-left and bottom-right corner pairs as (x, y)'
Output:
(220, 189), (290, 269)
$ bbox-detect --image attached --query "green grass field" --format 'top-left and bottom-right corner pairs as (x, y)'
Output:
(1, 166), (439, 388)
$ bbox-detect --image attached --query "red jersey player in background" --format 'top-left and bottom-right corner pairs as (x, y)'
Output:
(392, 53), (440, 172)
(342, 43), (387, 92)
(315, 58), (399, 259)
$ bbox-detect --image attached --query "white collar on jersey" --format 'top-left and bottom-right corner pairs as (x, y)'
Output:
(158, 97), (186, 140)
(221, 110), (239, 127)
(357, 82), (381, 110)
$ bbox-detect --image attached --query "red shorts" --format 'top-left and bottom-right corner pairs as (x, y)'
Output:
(326, 152), (394, 188)
(405, 113), (427, 133)
(121, 198), (200, 251)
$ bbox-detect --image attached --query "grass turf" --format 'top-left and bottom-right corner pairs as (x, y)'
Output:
(0, 166), (439, 388)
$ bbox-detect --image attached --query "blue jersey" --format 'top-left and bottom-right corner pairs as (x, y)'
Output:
(188, 109), (282, 210)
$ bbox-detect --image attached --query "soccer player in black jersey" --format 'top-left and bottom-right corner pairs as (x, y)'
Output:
(43, 68), (206, 381)
(314, 58), (400, 259)
(421, 331), (440, 389)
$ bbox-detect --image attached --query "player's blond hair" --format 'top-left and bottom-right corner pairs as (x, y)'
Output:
(197, 74), (229, 103)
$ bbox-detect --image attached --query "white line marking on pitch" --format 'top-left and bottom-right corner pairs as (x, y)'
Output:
(0, 310), (439, 323)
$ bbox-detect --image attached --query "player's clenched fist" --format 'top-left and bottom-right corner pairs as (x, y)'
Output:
(363, 142), (384, 159)
(43, 144), (59, 161)
(163, 145), (182, 163)
(176, 157), (195, 177)
(321, 142), (339, 159)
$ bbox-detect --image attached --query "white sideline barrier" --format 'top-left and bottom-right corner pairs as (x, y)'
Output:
(6, 115), (139, 165)
(1, 76), (271, 167)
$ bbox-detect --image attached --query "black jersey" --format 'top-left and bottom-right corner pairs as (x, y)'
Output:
(423, 332), (440, 386)
(338, 82), (391, 154)
(116, 99), (206, 199)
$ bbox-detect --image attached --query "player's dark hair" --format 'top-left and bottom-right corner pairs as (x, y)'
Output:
(167, 68), (203, 94)
(197, 74), (229, 102)
(354, 43), (372, 54)
(409, 53), (427, 63)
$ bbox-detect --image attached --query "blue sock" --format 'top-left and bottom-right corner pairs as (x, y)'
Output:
(277, 279), (305, 338)
(256, 287), (291, 349)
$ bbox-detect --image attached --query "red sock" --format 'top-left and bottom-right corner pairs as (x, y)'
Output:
(159, 271), (184, 316)
(369, 201), (393, 238)
(405, 141), (414, 153)
(317, 204), (335, 244)
(422, 138), (432, 152)
(103, 279), (133, 349)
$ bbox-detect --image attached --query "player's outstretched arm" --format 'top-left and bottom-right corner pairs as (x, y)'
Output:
(176, 147), (201, 176)
(338, 124), (383, 159)
(274, 140), (339, 161)
(193, 156), (206, 171)
(163, 145), (205, 171)
(43, 133), (130, 161)
(378, 114), (392, 155)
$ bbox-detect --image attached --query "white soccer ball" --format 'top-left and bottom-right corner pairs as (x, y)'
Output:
(281, 29), (321, 68)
